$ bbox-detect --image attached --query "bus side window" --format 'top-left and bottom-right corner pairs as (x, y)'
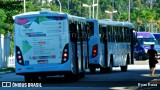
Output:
(116, 27), (120, 42)
(77, 23), (81, 42)
(119, 27), (123, 42)
(99, 25), (101, 37)
(113, 26), (119, 42)
(128, 28), (131, 42)
(124, 27), (130, 42)
(102, 27), (107, 42)
(107, 26), (111, 42)
(113, 26), (116, 42)
(87, 22), (94, 37)
(69, 22), (77, 42)
(121, 27), (125, 42)
(82, 23), (87, 41)
(111, 26), (114, 42)
(99, 25), (103, 42)
(121, 27), (124, 42)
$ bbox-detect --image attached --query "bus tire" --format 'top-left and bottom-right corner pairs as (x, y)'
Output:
(24, 75), (38, 82)
(85, 56), (88, 69)
(79, 72), (85, 78)
(106, 56), (113, 73)
(121, 66), (127, 72)
(24, 75), (31, 82)
(100, 67), (107, 73)
(40, 75), (47, 82)
(138, 55), (143, 60)
(73, 74), (79, 81)
(106, 62), (112, 73)
(64, 73), (79, 81)
(121, 56), (128, 72)
(89, 67), (96, 73)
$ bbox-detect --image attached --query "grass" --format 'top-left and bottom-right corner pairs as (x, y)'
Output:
(0, 67), (15, 72)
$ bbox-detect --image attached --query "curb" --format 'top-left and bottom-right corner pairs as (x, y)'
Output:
(0, 72), (5, 75)
(150, 79), (160, 84)
(0, 70), (15, 75)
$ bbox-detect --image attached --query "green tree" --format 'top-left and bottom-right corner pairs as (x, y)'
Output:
(0, 9), (6, 34)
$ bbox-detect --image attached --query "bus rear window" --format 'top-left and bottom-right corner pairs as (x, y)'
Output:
(16, 16), (66, 37)
(86, 22), (94, 36)
(15, 16), (66, 26)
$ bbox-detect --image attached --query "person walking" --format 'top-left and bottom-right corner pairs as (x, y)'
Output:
(147, 44), (158, 76)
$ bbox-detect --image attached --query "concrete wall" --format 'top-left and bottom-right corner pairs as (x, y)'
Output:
(0, 34), (10, 68)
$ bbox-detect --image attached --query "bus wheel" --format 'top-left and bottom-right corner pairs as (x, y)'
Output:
(85, 56), (88, 69)
(25, 75), (31, 82)
(72, 74), (79, 81)
(89, 67), (96, 73)
(106, 65), (112, 73)
(100, 67), (107, 73)
(79, 72), (85, 78)
(24, 75), (38, 82)
(121, 56), (128, 72)
(40, 75), (47, 82)
(64, 73), (79, 81)
(138, 55), (143, 60)
(106, 60), (113, 73)
(121, 65), (128, 72)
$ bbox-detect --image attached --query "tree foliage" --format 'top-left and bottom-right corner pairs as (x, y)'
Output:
(0, 0), (159, 34)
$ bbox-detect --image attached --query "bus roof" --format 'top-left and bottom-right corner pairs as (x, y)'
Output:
(98, 20), (134, 29)
(13, 10), (85, 22)
(86, 18), (97, 21)
(13, 11), (67, 19)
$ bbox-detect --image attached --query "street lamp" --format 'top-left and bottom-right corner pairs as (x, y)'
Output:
(96, 0), (99, 19)
(68, 0), (71, 13)
(83, 4), (91, 18)
(83, 0), (98, 19)
(128, 0), (131, 22)
(92, 0), (98, 19)
(105, 10), (117, 20)
(57, 0), (62, 13)
(24, 0), (26, 13)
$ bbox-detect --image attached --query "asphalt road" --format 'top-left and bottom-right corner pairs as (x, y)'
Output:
(0, 60), (160, 90)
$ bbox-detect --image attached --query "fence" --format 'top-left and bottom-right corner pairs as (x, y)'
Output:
(7, 55), (15, 68)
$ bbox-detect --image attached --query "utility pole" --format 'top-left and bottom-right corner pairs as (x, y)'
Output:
(111, 0), (115, 20)
(83, 4), (91, 18)
(96, 0), (99, 19)
(68, 0), (69, 13)
(150, 0), (153, 32)
(57, 0), (62, 13)
(128, 0), (131, 22)
(150, 0), (153, 9)
(24, 0), (26, 13)
(93, 0), (94, 18)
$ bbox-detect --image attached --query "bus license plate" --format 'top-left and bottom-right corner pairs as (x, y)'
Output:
(38, 60), (48, 64)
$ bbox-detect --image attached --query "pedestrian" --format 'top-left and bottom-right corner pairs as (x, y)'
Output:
(147, 44), (158, 76)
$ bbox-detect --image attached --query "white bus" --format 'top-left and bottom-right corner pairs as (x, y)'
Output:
(13, 9), (87, 82)
(86, 19), (134, 73)
(86, 19), (105, 73)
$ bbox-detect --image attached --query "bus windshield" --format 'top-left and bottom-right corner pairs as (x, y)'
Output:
(138, 38), (158, 46)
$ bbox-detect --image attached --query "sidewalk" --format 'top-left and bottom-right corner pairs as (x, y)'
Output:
(150, 79), (160, 84)
(0, 70), (15, 75)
